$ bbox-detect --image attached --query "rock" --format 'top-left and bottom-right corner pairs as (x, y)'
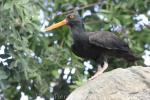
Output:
(66, 66), (150, 100)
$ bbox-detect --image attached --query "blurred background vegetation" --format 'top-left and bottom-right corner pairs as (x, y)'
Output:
(0, 0), (150, 100)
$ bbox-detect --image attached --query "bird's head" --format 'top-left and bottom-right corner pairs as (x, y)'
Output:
(66, 13), (82, 27)
(44, 13), (83, 32)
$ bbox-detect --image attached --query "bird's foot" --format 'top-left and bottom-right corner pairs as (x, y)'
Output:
(89, 72), (102, 80)
(89, 61), (108, 80)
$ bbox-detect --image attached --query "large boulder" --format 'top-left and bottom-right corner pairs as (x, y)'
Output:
(67, 66), (150, 100)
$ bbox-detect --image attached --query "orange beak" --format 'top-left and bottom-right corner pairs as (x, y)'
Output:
(44, 19), (68, 32)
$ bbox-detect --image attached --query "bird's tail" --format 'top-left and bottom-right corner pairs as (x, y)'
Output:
(121, 52), (140, 62)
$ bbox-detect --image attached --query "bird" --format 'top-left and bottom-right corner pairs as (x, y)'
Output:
(44, 13), (138, 80)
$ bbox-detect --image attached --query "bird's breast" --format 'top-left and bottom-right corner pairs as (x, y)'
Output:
(71, 42), (101, 60)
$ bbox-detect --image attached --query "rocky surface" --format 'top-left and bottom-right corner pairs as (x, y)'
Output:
(67, 66), (150, 100)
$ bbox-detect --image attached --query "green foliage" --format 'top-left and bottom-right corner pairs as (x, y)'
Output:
(0, 0), (149, 99)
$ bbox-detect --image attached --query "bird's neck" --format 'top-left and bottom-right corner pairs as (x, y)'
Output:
(69, 23), (88, 42)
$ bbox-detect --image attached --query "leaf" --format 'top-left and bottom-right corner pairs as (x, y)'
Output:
(0, 54), (10, 59)
(4, 2), (12, 10)
(78, 0), (87, 4)
(15, 0), (29, 5)
(0, 70), (8, 80)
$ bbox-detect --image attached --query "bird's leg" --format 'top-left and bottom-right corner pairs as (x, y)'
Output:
(89, 61), (108, 80)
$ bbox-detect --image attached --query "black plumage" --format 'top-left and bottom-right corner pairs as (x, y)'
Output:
(44, 13), (138, 79)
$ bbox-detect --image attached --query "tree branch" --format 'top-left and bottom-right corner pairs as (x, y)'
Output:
(48, 0), (106, 20)
(59, 0), (106, 16)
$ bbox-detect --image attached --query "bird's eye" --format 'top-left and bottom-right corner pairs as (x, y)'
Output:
(69, 15), (75, 19)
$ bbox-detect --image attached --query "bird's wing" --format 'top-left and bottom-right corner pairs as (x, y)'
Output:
(88, 31), (129, 51)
